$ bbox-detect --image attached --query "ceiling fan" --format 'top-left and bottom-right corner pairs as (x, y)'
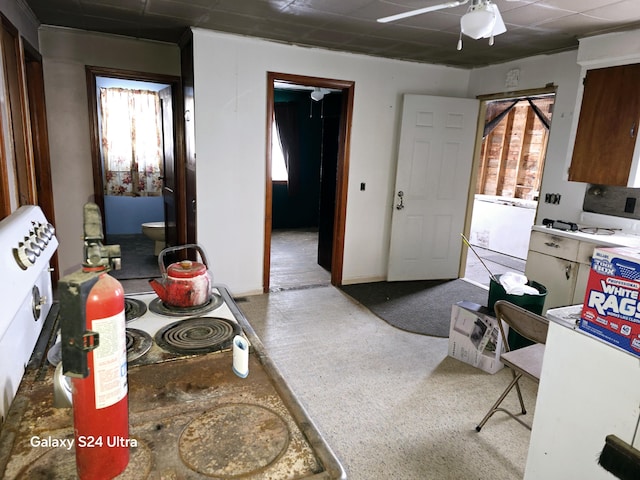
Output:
(377, 0), (508, 51)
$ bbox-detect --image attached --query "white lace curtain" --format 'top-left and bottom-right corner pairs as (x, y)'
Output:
(100, 87), (163, 196)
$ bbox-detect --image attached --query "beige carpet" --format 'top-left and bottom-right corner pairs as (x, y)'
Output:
(236, 285), (537, 480)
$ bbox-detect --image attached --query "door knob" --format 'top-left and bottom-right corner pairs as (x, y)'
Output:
(396, 191), (404, 210)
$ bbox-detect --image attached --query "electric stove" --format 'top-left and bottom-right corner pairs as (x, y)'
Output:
(0, 284), (347, 479)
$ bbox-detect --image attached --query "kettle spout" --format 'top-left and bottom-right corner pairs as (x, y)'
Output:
(149, 278), (167, 300)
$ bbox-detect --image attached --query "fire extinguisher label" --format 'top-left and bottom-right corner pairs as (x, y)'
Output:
(91, 310), (127, 409)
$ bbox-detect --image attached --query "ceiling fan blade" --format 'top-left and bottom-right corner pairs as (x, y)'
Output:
(482, 3), (506, 37)
(377, 0), (469, 23)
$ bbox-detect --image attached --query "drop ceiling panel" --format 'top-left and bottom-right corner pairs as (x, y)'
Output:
(23, 0), (640, 67)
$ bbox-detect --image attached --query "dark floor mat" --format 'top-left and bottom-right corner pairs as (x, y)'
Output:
(340, 279), (488, 337)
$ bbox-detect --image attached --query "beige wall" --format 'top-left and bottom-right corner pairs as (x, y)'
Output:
(38, 26), (180, 275)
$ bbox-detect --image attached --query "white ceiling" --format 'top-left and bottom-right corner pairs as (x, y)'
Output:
(24, 0), (640, 68)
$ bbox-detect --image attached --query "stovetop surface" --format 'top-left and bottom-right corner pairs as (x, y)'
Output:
(3, 351), (323, 479)
(125, 288), (234, 337)
(123, 287), (246, 367)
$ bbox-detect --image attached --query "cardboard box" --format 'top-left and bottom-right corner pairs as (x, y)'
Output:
(448, 301), (506, 374)
(580, 246), (640, 358)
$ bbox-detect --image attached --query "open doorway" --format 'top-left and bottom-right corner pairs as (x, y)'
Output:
(464, 88), (556, 287)
(264, 73), (354, 293)
(86, 66), (185, 280)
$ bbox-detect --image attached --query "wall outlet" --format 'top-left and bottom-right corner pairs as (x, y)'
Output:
(544, 193), (561, 204)
(625, 197), (636, 213)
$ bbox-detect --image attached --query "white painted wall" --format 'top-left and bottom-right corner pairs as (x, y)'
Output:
(35, 22), (635, 293)
(38, 26), (180, 275)
(468, 50), (586, 225)
(191, 29), (473, 295)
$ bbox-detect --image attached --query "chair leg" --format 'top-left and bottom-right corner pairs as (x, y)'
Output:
(476, 372), (524, 432)
(513, 373), (527, 415)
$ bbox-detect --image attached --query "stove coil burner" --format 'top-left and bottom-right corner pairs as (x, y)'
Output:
(126, 328), (153, 363)
(154, 317), (241, 355)
(148, 292), (223, 317)
(124, 297), (148, 322)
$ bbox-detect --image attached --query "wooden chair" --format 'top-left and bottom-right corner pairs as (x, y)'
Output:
(476, 300), (549, 432)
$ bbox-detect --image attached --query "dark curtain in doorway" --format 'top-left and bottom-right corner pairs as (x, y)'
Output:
(274, 102), (300, 196)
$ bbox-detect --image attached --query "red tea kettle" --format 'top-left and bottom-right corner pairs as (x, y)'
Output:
(149, 244), (212, 308)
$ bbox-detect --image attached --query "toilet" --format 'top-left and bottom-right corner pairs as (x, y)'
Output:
(141, 221), (166, 255)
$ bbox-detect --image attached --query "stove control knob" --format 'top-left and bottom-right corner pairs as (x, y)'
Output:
(13, 244), (37, 269)
(27, 234), (43, 256)
(31, 231), (46, 250)
(34, 223), (50, 245)
(45, 223), (55, 239)
(32, 286), (46, 320)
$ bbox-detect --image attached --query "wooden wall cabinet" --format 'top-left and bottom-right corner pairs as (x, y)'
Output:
(568, 63), (640, 186)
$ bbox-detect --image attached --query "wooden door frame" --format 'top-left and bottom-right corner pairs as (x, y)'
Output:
(23, 39), (59, 284)
(264, 72), (354, 293)
(461, 85), (557, 275)
(85, 66), (187, 244)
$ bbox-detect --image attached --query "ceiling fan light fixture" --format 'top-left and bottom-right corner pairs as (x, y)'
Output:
(460, 6), (496, 40)
(310, 88), (325, 101)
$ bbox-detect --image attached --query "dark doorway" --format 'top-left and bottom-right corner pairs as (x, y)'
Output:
(264, 73), (354, 293)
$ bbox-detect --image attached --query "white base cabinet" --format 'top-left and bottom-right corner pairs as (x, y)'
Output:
(524, 229), (616, 312)
(525, 250), (577, 312)
(525, 318), (640, 480)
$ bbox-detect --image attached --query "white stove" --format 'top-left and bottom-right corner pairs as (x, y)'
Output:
(0, 205), (57, 424)
(0, 250), (348, 479)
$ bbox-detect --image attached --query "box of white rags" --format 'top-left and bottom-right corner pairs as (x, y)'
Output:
(448, 301), (507, 374)
(580, 246), (640, 358)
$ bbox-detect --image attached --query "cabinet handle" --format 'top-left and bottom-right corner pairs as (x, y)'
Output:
(544, 241), (560, 248)
(565, 264), (572, 280)
(632, 122), (637, 138)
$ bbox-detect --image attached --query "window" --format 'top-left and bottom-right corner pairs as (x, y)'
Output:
(100, 87), (163, 196)
(271, 120), (288, 181)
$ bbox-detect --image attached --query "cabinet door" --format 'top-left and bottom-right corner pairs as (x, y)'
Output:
(573, 263), (591, 305)
(568, 64), (640, 186)
(525, 251), (578, 312)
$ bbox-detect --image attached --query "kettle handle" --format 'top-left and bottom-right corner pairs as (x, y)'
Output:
(157, 244), (210, 276)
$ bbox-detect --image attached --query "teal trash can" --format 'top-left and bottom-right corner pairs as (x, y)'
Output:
(488, 274), (547, 349)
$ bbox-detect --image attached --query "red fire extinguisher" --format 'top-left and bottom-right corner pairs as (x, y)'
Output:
(59, 270), (129, 479)
(59, 204), (129, 479)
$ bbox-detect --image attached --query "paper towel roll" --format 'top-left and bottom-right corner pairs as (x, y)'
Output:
(232, 335), (249, 378)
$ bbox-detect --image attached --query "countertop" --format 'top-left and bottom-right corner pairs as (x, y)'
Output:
(546, 304), (640, 360)
(532, 225), (640, 248)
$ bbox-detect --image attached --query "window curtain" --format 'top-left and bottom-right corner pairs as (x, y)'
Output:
(100, 87), (163, 196)
(274, 102), (300, 195)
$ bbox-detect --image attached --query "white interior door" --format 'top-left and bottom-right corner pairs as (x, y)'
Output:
(388, 94), (479, 281)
